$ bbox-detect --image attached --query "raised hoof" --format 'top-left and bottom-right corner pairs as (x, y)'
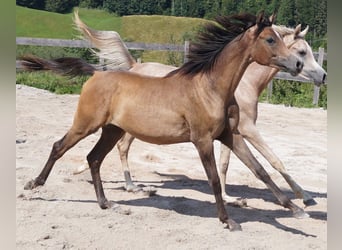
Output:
(73, 164), (89, 175)
(293, 209), (310, 219)
(24, 179), (40, 190)
(226, 219), (242, 232)
(304, 198), (317, 207)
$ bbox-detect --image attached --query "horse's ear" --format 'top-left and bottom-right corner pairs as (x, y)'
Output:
(269, 12), (277, 24)
(298, 25), (309, 38)
(256, 10), (265, 25)
(255, 10), (266, 34)
(294, 24), (302, 37)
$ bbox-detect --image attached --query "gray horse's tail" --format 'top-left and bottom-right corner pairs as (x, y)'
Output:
(19, 55), (96, 78)
(73, 10), (136, 70)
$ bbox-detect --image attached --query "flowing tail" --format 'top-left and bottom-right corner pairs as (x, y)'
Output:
(73, 10), (136, 70)
(19, 55), (96, 78)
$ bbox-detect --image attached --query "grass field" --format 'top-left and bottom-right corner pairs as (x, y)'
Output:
(16, 6), (207, 93)
(16, 6), (207, 65)
(16, 6), (122, 39)
(15, 6), (326, 108)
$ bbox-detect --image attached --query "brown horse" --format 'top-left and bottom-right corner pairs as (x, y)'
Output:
(21, 13), (305, 231)
(73, 11), (326, 206)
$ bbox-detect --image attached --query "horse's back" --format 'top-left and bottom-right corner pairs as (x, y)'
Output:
(130, 62), (177, 77)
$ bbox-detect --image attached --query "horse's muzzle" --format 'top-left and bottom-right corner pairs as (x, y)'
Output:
(290, 60), (304, 76)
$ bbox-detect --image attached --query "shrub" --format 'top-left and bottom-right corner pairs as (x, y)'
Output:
(16, 71), (88, 94)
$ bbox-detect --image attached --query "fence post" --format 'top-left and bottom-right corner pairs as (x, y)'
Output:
(313, 47), (324, 105)
(184, 40), (190, 63)
(99, 57), (105, 70)
(267, 80), (273, 102)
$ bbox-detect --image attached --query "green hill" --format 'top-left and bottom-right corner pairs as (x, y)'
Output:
(16, 6), (122, 39)
(16, 6), (205, 42)
(16, 6), (208, 64)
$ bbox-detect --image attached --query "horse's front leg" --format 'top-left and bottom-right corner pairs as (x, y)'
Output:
(218, 144), (247, 206)
(193, 137), (242, 231)
(116, 133), (140, 192)
(218, 97), (247, 206)
(218, 143), (232, 201)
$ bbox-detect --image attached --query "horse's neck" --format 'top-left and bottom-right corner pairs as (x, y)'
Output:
(210, 37), (253, 103)
(241, 62), (280, 97)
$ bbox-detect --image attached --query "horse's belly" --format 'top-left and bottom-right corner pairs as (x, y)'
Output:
(111, 108), (190, 145)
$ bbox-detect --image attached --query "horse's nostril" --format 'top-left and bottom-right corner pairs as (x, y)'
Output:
(323, 73), (327, 83)
(296, 61), (303, 70)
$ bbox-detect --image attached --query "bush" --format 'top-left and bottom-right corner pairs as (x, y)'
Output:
(45, 0), (75, 14)
(16, 0), (45, 10)
(17, 45), (99, 64)
(259, 79), (327, 109)
(16, 71), (88, 94)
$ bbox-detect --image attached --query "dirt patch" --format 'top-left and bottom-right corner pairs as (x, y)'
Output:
(16, 85), (327, 249)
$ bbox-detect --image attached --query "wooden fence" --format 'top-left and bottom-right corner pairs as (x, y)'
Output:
(16, 37), (327, 105)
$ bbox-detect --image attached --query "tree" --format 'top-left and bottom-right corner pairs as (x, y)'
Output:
(79, 0), (104, 9)
(314, 0), (327, 37)
(16, 0), (45, 10)
(45, 0), (75, 13)
(103, 0), (128, 15)
(139, 0), (157, 15)
(294, 0), (315, 28)
(221, 0), (239, 16)
(277, 0), (296, 27)
(238, 0), (267, 15)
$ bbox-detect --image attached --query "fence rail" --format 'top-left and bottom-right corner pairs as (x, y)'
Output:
(16, 37), (185, 51)
(16, 37), (327, 105)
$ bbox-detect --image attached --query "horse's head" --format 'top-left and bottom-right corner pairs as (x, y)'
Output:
(248, 12), (303, 76)
(282, 24), (327, 85)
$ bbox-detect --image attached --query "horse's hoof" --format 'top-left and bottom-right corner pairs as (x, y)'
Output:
(99, 199), (115, 209)
(125, 184), (141, 192)
(227, 219), (242, 231)
(228, 198), (248, 208)
(224, 195), (248, 207)
(293, 209), (310, 219)
(304, 198), (317, 207)
(73, 165), (89, 175)
(24, 179), (38, 190)
(142, 186), (157, 196)
(223, 195), (248, 207)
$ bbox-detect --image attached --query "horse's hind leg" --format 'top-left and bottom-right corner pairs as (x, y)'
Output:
(240, 126), (316, 206)
(87, 124), (125, 209)
(116, 133), (139, 192)
(24, 128), (90, 190)
(219, 131), (309, 219)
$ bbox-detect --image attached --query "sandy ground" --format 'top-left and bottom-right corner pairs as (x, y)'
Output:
(16, 84), (327, 249)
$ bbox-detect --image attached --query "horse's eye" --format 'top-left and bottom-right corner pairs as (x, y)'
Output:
(299, 50), (306, 56)
(266, 37), (275, 44)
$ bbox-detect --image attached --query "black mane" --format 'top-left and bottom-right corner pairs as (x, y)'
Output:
(168, 12), (272, 77)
